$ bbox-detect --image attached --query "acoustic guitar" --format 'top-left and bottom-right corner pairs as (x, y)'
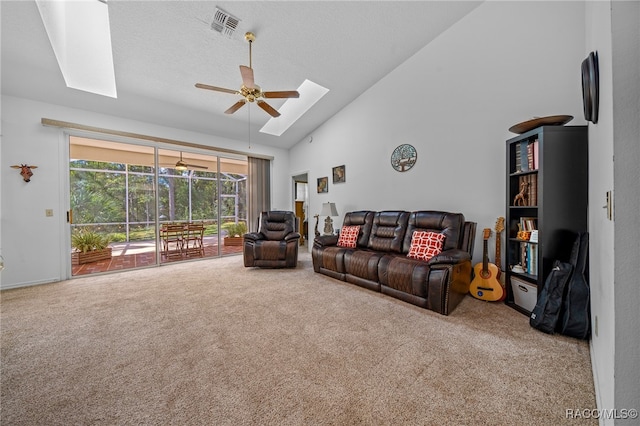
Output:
(494, 217), (507, 301)
(470, 228), (504, 302)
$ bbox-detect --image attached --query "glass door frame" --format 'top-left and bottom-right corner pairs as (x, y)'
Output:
(64, 130), (247, 279)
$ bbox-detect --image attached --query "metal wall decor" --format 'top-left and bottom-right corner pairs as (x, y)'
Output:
(390, 144), (417, 172)
(11, 164), (38, 182)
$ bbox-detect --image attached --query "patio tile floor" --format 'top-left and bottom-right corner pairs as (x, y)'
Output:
(72, 239), (243, 276)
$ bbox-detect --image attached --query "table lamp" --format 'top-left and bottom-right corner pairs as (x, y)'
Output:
(320, 202), (339, 235)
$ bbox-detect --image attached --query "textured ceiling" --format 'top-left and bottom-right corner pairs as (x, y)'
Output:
(1, 1), (482, 149)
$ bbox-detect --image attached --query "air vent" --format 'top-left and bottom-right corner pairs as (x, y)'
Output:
(211, 7), (240, 38)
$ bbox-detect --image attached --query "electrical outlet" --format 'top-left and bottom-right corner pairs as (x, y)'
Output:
(45, 209), (53, 217)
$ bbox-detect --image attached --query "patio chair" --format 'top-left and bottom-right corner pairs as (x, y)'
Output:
(184, 223), (205, 257)
(161, 223), (185, 259)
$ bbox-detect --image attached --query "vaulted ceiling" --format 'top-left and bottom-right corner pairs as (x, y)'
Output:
(1, 1), (482, 149)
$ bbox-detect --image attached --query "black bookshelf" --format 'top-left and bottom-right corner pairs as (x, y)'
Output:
(505, 126), (588, 315)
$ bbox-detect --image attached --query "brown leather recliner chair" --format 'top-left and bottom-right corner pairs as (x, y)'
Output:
(243, 211), (300, 268)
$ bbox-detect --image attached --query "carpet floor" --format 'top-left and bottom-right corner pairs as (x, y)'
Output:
(0, 252), (596, 425)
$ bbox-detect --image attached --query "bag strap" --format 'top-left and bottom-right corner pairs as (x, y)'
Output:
(568, 232), (580, 267)
(569, 232), (589, 276)
(574, 232), (589, 274)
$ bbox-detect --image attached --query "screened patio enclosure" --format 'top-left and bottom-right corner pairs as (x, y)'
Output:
(69, 136), (248, 276)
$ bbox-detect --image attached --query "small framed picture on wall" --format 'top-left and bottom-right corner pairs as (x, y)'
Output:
(317, 177), (328, 193)
(332, 165), (346, 184)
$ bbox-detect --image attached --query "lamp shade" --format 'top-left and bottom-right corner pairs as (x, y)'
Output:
(320, 202), (338, 217)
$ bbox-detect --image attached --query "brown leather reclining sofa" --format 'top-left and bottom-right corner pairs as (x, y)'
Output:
(312, 210), (476, 315)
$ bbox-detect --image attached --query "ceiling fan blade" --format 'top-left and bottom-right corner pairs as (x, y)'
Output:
(257, 100), (281, 117)
(263, 90), (300, 99)
(225, 99), (246, 114)
(195, 83), (237, 95)
(239, 65), (255, 88)
(185, 164), (208, 170)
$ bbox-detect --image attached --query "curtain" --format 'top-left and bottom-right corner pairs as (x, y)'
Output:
(247, 156), (271, 232)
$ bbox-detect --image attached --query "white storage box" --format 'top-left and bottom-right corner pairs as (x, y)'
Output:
(511, 277), (538, 312)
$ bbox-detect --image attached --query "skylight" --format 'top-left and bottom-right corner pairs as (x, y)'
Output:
(260, 79), (329, 136)
(36, 0), (117, 98)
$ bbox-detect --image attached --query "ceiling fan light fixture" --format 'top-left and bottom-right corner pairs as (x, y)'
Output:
(195, 32), (299, 119)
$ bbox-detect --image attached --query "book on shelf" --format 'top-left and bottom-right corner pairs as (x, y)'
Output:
(519, 174), (538, 206)
(527, 243), (538, 276)
(514, 139), (539, 174)
(516, 240), (538, 277)
(520, 141), (529, 172)
(526, 139), (539, 170)
(530, 173), (538, 206)
(519, 217), (537, 232)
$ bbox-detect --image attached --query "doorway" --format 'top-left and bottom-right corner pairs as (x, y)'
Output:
(292, 173), (309, 246)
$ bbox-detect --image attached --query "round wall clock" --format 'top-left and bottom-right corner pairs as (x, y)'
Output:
(390, 144), (417, 172)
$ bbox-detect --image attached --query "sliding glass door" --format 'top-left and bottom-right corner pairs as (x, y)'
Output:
(69, 136), (247, 277)
(157, 149), (220, 263)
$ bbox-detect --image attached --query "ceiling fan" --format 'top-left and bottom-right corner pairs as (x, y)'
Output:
(195, 32), (299, 118)
(161, 152), (208, 171)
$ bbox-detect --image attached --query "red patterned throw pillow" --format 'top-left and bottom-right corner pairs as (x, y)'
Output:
(407, 231), (446, 261)
(337, 225), (360, 248)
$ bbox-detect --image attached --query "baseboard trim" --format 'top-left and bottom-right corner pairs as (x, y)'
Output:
(1, 278), (61, 291)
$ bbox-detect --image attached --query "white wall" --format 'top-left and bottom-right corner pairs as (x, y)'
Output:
(0, 95), (290, 289)
(610, 0), (640, 422)
(585, 2), (640, 422)
(585, 0), (616, 419)
(291, 1), (587, 260)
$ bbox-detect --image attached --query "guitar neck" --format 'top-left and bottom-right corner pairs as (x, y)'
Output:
(482, 239), (489, 272)
(495, 234), (502, 270)
(494, 218), (504, 273)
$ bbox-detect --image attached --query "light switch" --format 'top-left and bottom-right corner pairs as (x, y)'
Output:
(45, 209), (54, 217)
